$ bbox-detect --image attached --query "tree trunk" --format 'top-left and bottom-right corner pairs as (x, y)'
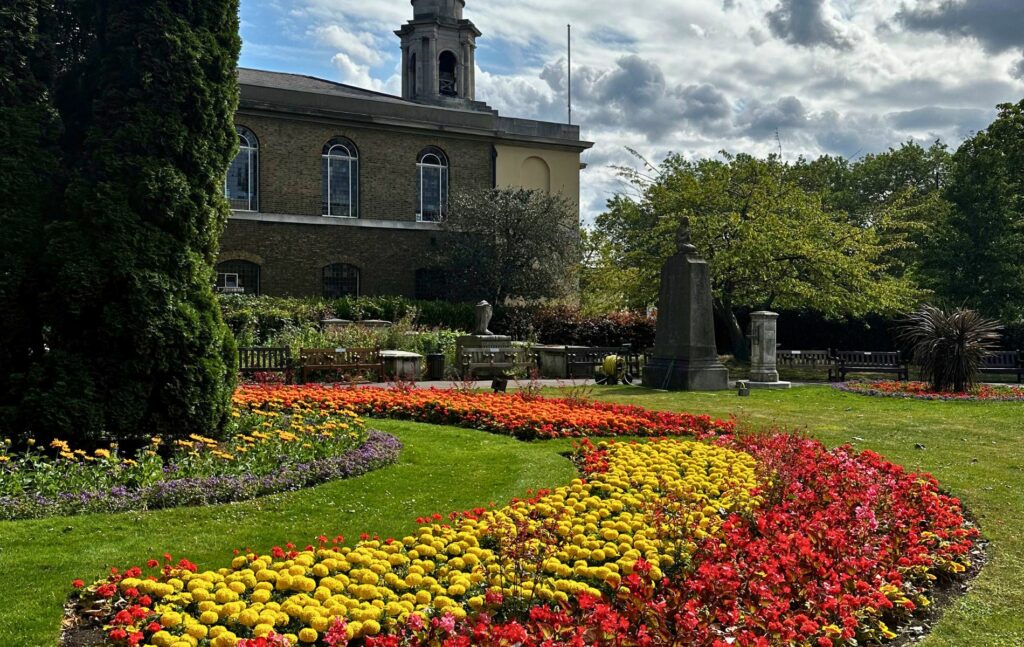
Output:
(714, 297), (748, 360)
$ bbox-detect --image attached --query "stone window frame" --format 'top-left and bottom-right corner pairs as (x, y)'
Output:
(322, 137), (360, 219)
(215, 259), (261, 295)
(416, 147), (449, 223)
(322, 263), (361, 299)
(225, 126), (259, 212)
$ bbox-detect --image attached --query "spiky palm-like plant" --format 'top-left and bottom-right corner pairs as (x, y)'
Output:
(897, 305), (1002, 393)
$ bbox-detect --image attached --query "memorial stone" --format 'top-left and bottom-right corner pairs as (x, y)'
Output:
(642, 218), (730, 391)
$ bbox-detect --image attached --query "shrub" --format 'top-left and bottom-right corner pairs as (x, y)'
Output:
(495, 305), (655, 350)
(4, 0), (240, 451)
(897, 304), (1002, 392)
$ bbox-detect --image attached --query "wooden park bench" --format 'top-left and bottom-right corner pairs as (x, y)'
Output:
(238, 347), (293, 383)
(566, 347), (641, 380)
(299, 347), (384, 384)
(776, 349), (835, 374)
(460, 347), (532, 379)
(830, 350), (909, 382)
(980, 350), (1023, 383)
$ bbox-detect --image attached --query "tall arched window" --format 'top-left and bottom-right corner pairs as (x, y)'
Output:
(225, 127), (258, 211)
(322, 138), (359, 218)
(322, 263), (360, 298)
(439, 51), (458, 97)
(216, 260), (261, 295)
(416, 148), (448, 222)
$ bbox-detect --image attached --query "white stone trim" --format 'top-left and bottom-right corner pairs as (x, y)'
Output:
(230, 210), (443, 231)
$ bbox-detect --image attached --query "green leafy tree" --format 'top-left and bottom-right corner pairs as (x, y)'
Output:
(5, 0), (241, 448)
(924, 101), (1024, 321)
(590, 152), (921, 355)
(441, 188), (580, 304)
(0, 1), (61, 431)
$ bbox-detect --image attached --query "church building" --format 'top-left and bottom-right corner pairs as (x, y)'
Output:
(216, 0), (593, 299)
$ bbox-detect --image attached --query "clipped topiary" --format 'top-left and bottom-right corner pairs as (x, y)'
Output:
(7, 0), (241, 450)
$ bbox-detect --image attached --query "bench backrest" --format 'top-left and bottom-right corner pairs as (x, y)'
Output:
(777, 349), (833, 365)
(461, 348), (528, 366)
(833, 350), (903, 366)
(238, 347), (291, 371)
(566, 347), (640, 376)
(982, 350), (1021, 368)
(299, 347), (382, 368)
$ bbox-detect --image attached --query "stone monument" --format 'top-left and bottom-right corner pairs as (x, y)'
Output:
(642, 218), (730, 391)
(747, 311), (791, 389)
(455, 301), (517, 378)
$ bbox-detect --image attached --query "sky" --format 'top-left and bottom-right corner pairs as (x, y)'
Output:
(238, 0), (1024, 223)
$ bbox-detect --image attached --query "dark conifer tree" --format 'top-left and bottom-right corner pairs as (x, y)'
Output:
(9, 0), (241, 448)
(0, 1), (61, 432)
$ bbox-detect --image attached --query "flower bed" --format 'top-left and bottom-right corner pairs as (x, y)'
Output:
(0, 405), (400, 521)
(68, 432), (978, 647)
(836, 380), (1024, 401)
(233, 385), (734, 440)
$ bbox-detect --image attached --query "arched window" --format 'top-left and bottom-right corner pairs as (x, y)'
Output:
(225, 127), (258, 211)
(322, 138), (359, 218)
(415, 268), (448, 301)
(216, 260), (261, 295)
(416, 148), (448, 222)
(439, 51), (458, 97)
(322, 263), (360, 298)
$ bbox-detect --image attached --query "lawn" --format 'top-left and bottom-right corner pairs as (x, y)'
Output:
(0, 385), (1020, 646)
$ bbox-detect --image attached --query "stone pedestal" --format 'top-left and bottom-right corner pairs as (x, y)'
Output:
(642, 223), (729, 391)
(381, 350), (423, 380)
(748, 311), (790, 389)
(454, 301), (517, 378)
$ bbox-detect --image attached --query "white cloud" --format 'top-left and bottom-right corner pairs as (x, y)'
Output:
(241, 0), (1024, 222)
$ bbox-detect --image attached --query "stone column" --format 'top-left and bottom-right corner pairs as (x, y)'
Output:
(748, 311), (790, 389)
(467, 43), (476, 99)
(460, 40), (471, 99)
(401, 44), (410, 98)
(425, 33), (438, 100)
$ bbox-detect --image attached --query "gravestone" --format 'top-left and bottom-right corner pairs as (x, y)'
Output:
(642, 218), (730, 391)
(748, 311), (790, 389)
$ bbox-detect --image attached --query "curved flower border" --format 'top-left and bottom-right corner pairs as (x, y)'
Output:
(0, 431), (401, 521)
(66, 430), (980, 647)
(834, 380), (1024, 402)
(233, 385), (734, 440)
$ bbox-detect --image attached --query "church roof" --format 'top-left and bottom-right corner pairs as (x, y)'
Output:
(238, 68), (416, 107)
(236, 67), (592, 151)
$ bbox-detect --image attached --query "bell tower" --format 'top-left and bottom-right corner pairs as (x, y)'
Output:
(396, 0), (481, 105)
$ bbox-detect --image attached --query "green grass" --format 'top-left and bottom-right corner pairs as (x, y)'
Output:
(1, 386), (1021, 646)
(0, 421), (574, 646)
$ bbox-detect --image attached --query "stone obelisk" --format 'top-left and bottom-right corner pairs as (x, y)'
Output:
(642, 218), (730, 391)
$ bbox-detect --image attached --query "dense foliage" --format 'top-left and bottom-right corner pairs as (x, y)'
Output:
(220, 296), (656, 351)
(897, 305), (1002, 393)
(442, 188), (580, 303)
(925, 101), (1024, 322)
(221, 296), (475, 347)
(0, 1), (60, 436)
(587, 152), (922, 355)
(68, 400), (977, 647)
(1, 0), (242, 450)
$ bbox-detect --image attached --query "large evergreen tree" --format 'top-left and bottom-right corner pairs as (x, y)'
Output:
(5, 0), (241, 448)
(924, 101), (1024, 322)
(0, 1), (61, 431)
